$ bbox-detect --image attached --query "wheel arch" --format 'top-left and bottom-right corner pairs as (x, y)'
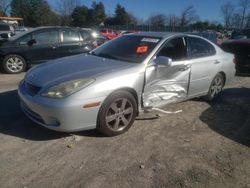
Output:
(3, 53), (28, 63)
(218, 71), (226, 86)
(102, 87), (139, 114)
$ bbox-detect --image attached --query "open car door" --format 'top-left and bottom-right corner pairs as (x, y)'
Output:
(143, 36), (191, 108)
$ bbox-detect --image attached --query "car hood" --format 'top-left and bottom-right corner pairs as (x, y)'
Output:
(25, 54), (139, 87)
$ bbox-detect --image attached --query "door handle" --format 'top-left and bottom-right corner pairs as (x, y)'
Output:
(214, 60), (221, 64)
(179, 65), (190, 71)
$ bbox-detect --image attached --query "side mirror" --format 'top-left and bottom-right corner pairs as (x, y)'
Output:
(153, 56), (172, 67)
(27, 39), (36, 46)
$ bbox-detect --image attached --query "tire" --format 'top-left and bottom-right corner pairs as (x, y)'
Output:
(2, 54), (27, 74)
(97, 90), (137, 136)
(205, 73), (225, 101)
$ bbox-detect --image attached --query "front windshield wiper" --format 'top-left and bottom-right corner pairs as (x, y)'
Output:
(91, 52), (120, 61)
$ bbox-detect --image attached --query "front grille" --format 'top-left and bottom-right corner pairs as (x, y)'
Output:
(25, 82), (41, 96)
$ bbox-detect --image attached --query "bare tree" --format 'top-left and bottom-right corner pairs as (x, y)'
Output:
(148, 14), (166, 27)
(231, 13), (242, 28)
(221, 2), (235, 29)
(166, 14), (180, 28)
(0, 0), (10, 16)
(246, 12), (250, 27)
(239, 0), (250, 28)
(180, 6), (199, 28)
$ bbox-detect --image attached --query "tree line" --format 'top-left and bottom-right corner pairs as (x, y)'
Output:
(221, 0), (250, 29)
(0, 0), (249, 31)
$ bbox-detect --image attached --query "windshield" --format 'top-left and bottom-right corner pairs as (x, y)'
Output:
(91, 35), (161, 63)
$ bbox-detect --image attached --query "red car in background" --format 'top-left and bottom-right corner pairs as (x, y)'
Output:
(100, 29), (119, 40)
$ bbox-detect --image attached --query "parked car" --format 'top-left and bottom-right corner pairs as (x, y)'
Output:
(0, 22), (15, 38)
(92, 31), (109, 46)
(82, 28), (108, 46)
(19, 32), (235, 136)
(230, 29), (250, 39)
(14, 26), (28, 35)
(100, 29), (118, 40)
(221, 39), (250, 73)
(0, 26), (98, 74)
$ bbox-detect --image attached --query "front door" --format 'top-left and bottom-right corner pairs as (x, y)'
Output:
(27, 29), (61, 64)
(143, 37), (191, 108)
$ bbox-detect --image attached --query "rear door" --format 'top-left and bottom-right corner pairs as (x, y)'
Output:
(80, 30), (96, 51)
(59, 28), (86, 57)
(143, 36), (191, 108)
(186, 36), (222, 97)
(27, 29), (61, 63)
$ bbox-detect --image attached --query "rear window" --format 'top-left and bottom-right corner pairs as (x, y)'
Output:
(92, 35), (161, 63)
(80, 30), (92, 41)
(187, 37), (216, 58)
(62, 29), (80, 43)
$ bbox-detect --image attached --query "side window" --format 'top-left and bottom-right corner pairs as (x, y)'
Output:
(62, 29), (80, 43)
(33, 30), (59, 44)
(18, 34), (31, 45)
(80, 30), (92, 41)
(187, 37), (216, 58)
(157, 37), (187, 61)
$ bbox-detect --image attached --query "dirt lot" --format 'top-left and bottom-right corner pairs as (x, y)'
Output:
(0, 72), (250, 188)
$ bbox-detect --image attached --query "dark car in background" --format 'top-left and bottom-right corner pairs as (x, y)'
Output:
(0, 26), (98, 74)
(221, 39), (250, 73)
(81, 28), (108, 46)
(230, 29), (250, 39)
(0, 23), (15, 39)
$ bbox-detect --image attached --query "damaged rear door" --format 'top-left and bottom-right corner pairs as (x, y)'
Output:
(143, 36), (191, 108)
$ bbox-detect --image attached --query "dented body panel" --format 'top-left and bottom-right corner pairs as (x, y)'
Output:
(143, 61), (191, 107)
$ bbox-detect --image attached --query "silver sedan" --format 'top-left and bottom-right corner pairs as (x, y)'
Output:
(18, 32), (236, 136)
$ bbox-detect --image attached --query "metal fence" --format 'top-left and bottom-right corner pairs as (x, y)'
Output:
(102, 24), (207, 32)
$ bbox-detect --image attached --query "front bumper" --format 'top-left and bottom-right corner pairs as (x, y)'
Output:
(18, 82), (106, 132)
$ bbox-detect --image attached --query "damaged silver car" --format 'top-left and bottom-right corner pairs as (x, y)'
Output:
(18, 32), (236, 136)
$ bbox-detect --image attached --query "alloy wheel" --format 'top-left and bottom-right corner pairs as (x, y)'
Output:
(210, 76), (223, 98)
(6, 56), (24, 73)
(105, 98), (134, 132)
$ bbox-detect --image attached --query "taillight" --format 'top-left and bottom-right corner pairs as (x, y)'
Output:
(233, 58), (237, 64)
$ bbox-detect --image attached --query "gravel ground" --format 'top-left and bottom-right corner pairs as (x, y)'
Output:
(0, 73), (249, 188)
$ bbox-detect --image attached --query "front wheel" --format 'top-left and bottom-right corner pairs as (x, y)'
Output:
(2, 54), (27, 74)
(97, 91), (137, 136)
(205, 73), (225, 101)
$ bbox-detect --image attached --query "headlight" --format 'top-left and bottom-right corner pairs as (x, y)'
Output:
(41, 78), (95, 99)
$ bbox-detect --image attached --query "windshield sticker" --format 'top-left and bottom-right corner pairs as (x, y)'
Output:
(136, 46), (149, 53)
(141, 38), (160, 43)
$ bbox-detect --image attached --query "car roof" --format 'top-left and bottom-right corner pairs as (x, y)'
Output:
(28, 26), (82, 32)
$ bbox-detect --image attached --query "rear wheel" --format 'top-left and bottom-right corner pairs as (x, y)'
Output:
(97, 91), (137, 136)
(2, 54), (26, 74)
(205, 73), (224, 101)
